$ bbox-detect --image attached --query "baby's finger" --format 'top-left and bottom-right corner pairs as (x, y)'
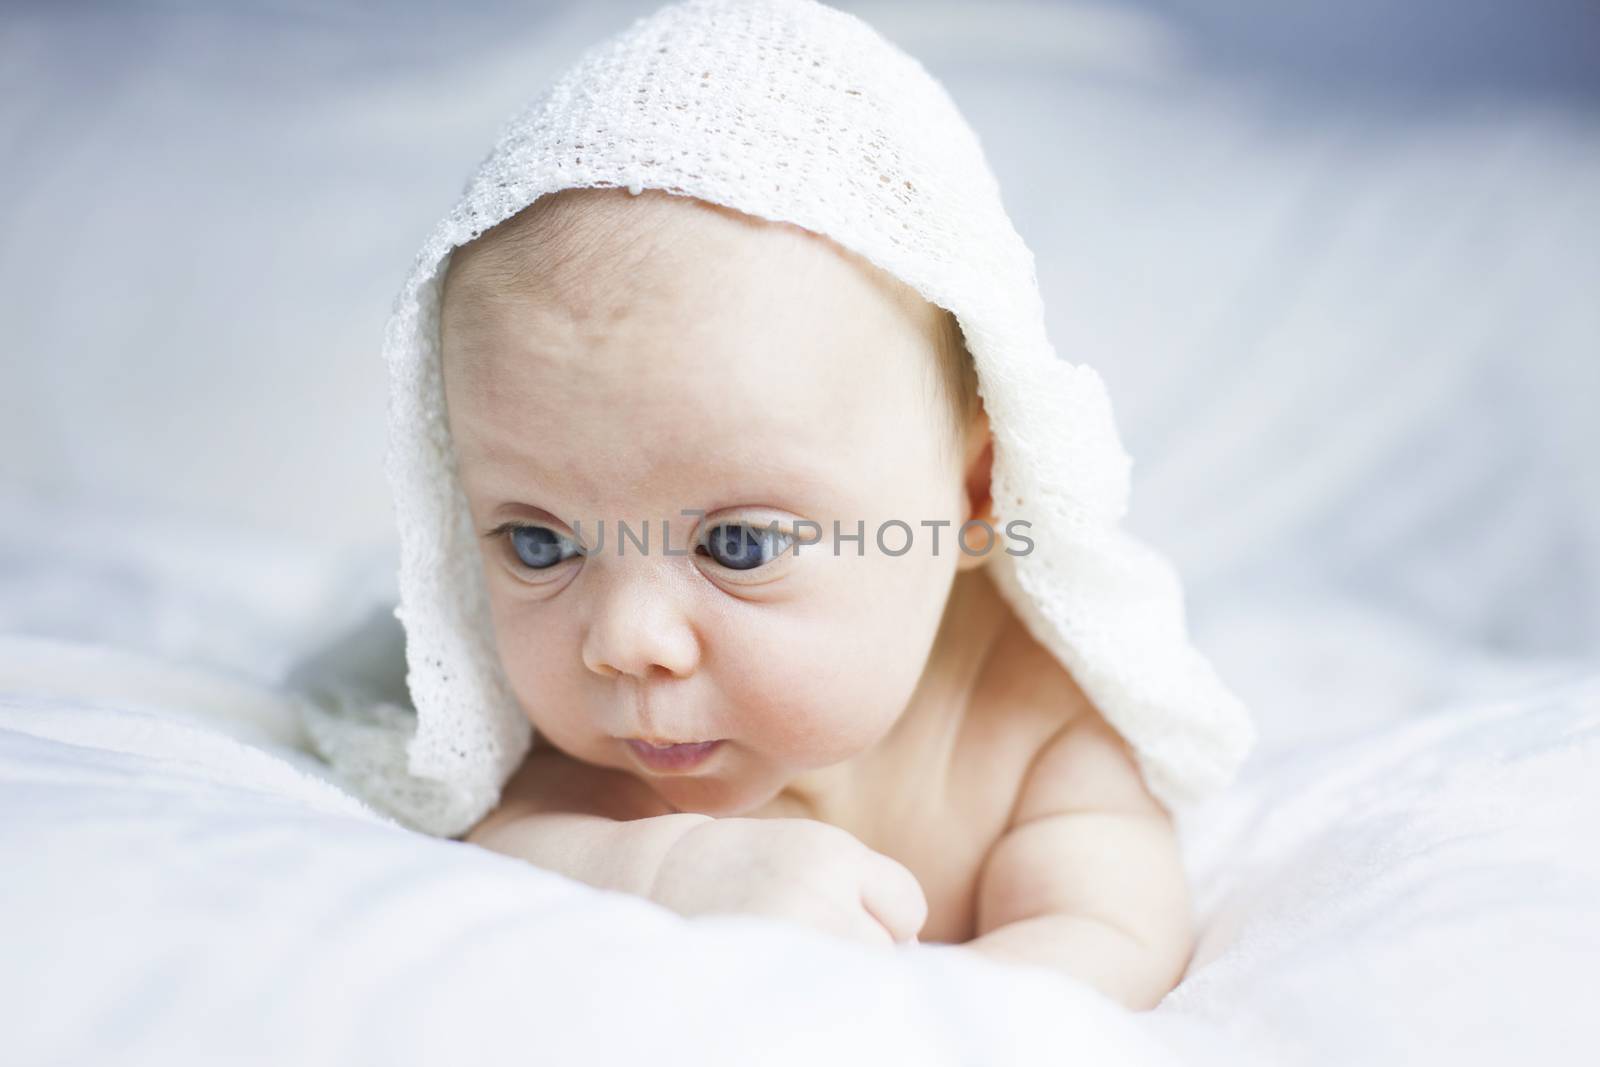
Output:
(858, 852), (929, 945)
(841, 904), (896, 949)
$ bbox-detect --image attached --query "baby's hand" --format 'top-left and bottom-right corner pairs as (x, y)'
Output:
(647, 817), (928, 948)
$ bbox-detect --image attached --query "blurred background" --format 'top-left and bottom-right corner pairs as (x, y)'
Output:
(2, 0), (1597, 757)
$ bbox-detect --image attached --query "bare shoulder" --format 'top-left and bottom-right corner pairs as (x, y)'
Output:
(968, 618), (1191, 994)
(976, 613), (1165, 827)
(1009, 699), (1167, 827)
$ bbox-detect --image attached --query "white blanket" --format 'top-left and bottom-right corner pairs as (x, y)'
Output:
(3, 630), (1595, 1066)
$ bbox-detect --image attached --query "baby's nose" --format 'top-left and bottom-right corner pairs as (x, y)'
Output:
(580, 575), (700, 681)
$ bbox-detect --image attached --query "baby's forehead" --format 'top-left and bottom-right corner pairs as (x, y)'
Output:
(443, 187), (935, 336)
(438, 187), (970, 461)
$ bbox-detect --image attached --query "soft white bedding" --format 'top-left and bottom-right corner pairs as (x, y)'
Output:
(3, 622), (1596, 1066)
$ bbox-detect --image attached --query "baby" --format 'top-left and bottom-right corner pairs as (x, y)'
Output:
(441, 185), (1194, 1011)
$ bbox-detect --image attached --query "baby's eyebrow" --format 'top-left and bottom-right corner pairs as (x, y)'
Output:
(487, 500), (566, 524)
(465, 430), (842, 517)
(478, 474), (835, 527)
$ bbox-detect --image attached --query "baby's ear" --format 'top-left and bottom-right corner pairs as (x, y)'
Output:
(958, 408), (997, 531)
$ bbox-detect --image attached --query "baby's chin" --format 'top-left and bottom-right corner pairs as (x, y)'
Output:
(634, 762), (789, 819)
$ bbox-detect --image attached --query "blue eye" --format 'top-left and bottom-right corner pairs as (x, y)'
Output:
(508, 525), (582, 570)
(697, 523), (794, 571)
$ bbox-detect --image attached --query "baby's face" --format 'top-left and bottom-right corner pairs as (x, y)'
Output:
(441, 187), (989, 816)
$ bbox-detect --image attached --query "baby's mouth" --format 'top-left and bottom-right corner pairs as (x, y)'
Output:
(623, 737), (725, 773)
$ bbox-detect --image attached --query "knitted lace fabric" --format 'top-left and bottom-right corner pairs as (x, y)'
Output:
(300, 0), (1257, 838)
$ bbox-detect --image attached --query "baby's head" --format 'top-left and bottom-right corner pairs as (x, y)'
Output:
(439, 185), (992, 815)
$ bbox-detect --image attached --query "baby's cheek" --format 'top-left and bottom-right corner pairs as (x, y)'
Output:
(489, 608), (582, 729)
(730, 620), (905, 763)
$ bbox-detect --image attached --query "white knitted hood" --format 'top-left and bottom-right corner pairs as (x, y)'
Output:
(302, 0), (1255, 838)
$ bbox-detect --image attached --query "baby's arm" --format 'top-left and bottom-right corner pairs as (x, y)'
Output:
(465, 745), (712, 897)
(964, 705), (1195, 1011)
(466, 746), (928, 946)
